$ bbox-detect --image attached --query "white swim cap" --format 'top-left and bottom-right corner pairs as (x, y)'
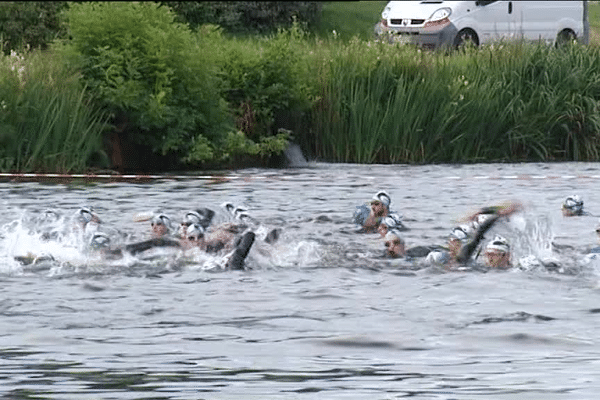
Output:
(562, 195), (583, 213)
(382, 213), (403, 229)
(151, 213), (172, 229)
(450, 224), (472, 242)
(183, 210), (202, 225)
(385, 229), (404, 243)
(186, 223), (205, 240)
(90, 232), (111, 249)
(372, 191), (391, 208)
(485, 235), (510, 254)
(76, 206), (97, 224)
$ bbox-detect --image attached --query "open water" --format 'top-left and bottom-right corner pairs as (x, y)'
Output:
(1, 162), (600, 399)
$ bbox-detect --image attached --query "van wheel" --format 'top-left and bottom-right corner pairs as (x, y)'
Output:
(454, 29), (478, 49)
(556, 29), (576, 47)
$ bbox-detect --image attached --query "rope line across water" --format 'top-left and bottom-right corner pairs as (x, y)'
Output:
(1, 172), (600, 182)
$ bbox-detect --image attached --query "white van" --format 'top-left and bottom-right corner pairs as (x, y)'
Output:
(374, 1), (588, 49)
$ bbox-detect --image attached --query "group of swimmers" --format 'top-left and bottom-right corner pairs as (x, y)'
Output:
(353, 190), (600, 270)
(15, 202), (283, 270)
(10, 190), (599, 272)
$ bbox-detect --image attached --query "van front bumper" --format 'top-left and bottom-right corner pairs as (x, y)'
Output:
(374, 21), (459, 49)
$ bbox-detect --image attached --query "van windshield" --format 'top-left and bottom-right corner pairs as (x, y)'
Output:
(421, 1), (443, 3)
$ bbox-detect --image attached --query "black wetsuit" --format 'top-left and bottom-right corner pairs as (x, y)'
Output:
(455, 213), (503, 264)
(120, 232), (256, 270)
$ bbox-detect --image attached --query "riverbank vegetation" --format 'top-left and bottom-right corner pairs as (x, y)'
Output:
(1, 2), (600, 172)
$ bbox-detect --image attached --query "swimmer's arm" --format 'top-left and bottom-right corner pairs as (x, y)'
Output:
(456, 214), (501, 264)
(124, 237), (181, 255)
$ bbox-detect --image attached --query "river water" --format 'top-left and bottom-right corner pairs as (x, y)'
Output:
(1, 162), (600, 399)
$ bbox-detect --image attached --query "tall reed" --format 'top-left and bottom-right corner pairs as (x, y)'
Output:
(303, 39), (600, 163)
(0, 50), (108, 173)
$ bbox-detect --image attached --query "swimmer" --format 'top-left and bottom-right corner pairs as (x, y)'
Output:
(382, 228), (442, 259)
(353, 190), (392, 233)
(176, 209), (215, 238)
(90, 224), (255, 270)
(483, 235), (511, 269)
(179, 223), (205, 251)
(426, 201), (523, 268)
(425, 224), (473, 266)
(221, 202), (280, 244)
(75, 206), (101, 227)
(377, 213), (406, 237)
(181, 221), (256, 270)
(204, 221), (249, 253)
(150, 213), (173, 239)
(562, 195), (585, 217)
(89, 230), (181, 258)
(384, 229), (405, 258)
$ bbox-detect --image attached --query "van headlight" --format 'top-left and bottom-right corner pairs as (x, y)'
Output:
(429, 7), (451, 22)
(382, 6), (391, 20)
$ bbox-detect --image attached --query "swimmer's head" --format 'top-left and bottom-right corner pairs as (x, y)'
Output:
(221, 202), (236, 215)
(448, 224), (472, 257)
(370, 191), (391, 217)
(484, 235), (511, 268)
(90, 232), (111, 250)
(450, 224), (472, 243)
(378, 213), (404, 237)
(562, 195), (584, 216)
(234, 207), (252, 222)
(186, 223), (204, 241)
(182, 210), (202, 226)
(151, 213), (171, 237)
(76, 206), (101, 226)
(236, 212), (253, 224)
(384, 229), (405, 258)
(371, 191), (391, 208)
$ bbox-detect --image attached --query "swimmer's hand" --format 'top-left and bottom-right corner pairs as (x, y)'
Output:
(494, 201), (523, 217)
(461, 201), (523, 222)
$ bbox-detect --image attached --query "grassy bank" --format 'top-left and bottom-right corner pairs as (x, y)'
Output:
(299, 39), (600, 163)
(315, 1), (387, 41)
(0, 50), (108, 173)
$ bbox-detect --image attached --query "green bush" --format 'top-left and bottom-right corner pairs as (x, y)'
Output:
(58, 1), (236, 164)
(163, 2), (322, 35)
(216, 22), (312, 141)
(0, 2), (68, 55)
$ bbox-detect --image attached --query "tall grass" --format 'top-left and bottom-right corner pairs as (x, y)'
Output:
(300, 38), (600, 163)
(0, 50), (108, 173)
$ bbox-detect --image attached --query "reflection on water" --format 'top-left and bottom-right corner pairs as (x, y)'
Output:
(1, 162), (600, 399)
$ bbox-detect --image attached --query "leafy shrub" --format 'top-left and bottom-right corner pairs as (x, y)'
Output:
(59, 1), (235, 164)
(0, 2), (68, 55)
(163, 2), (322, 35)
(216, 22), (313, 141)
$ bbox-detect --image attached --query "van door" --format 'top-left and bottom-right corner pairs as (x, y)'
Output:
(512, 1), (582, 44)
(472, 1), (514, 44)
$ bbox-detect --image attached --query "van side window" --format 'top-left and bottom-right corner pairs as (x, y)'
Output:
(476, 0), (498, 6)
